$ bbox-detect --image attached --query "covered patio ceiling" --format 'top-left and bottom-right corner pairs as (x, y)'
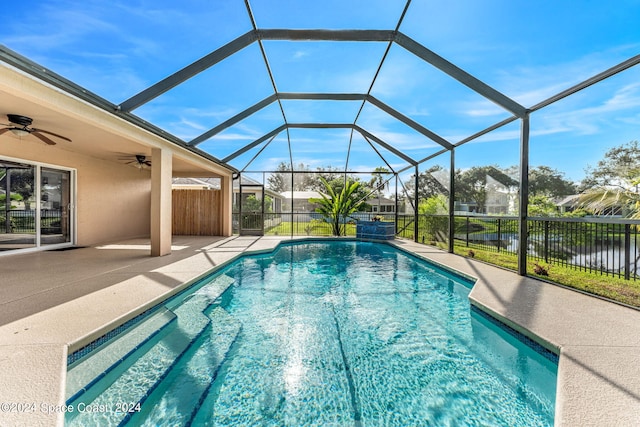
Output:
(0, 1), (639, 178)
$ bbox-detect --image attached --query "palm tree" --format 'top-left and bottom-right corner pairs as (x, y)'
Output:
(311, 177), (365, 236)
(578, 140), (640, 218)
(578, 187), (640, 218)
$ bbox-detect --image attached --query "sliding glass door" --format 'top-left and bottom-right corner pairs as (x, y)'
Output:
(41, 167), (71, 246)
(0, 160), (36, 250)
(0, 158), (74, 252)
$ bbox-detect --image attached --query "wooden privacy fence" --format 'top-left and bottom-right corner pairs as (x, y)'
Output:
(172, 189), (221, 235)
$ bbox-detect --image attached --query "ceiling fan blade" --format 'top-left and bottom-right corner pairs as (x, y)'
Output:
(31, 132), (57, 145)
(0, 128), (10, 136)
(31, 128), (72, 142)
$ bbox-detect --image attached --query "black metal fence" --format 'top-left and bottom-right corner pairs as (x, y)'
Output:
(232, 212), (640, 281)
(396, 214), (449, 246)
(452, 215), (640, 281)
(1, 209), (62, 234)
(454, 215), (519, 254)
(232, 212), (395, 237)
(528, 217), (640, 280)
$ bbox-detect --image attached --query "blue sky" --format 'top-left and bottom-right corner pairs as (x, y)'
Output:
(1, 0), (639, 183)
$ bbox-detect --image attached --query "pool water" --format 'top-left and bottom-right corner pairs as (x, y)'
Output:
(66, 241), (557, 426)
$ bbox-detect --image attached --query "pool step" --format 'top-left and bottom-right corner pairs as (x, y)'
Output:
(65, 307), (177, 402)
(165, 273), (236, 310)
(65, 293), (216, 427)
(124, 307), (242, 426)
(65, 275), (237, 426)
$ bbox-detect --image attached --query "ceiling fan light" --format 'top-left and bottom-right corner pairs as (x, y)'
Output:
(10, 128), (29, 137)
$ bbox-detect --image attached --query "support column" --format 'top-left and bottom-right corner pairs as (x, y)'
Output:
(414, 165), (419, 243)
(151, 147), (172, 256)
(448, 148), (455, 253)
(518, 113), (530, 275)
(220, 174), (233, 236)
(394, 173), (398, 235)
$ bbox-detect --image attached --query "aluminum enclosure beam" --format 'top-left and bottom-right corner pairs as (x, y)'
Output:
(353, 125), (417, 166)
(188, 92), (450, 151)
(259, 30), (524, 127)
(118, 29), (393, 112)
(189, 93), (368, 147)
(289, 123), (417, 166)
(118, 29), (523, 118)
(394, 33), (527, 118)
(117, 29), (524, 143)
(289, 123), (354, 129)
(530, 53), (640, 113)
(118, 31), (257, 112)
(278, 93), (367, 101)
(189, 94), (278, 146)
(361, 134), (396, 174)
(455, 116), (518, 147)
(517, 114), (530, 276)
(106, 27), (530, 173)
(222, 123), (417, 166)
(222, 125), (286, 163)
(367, 96), (453, 150)
(257, 29), (396, 42)
(449, 148), (455, 253)
(239, 132), (279, 173)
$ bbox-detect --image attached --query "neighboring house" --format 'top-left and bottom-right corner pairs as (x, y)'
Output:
(279, 191), (398, 215)
(456, 175), (518, 215)
(484, 191), (513, 215)
(280, 190), (324, 212)
(366, 196), (396, 214)
(555, 193), (626, 217)
(484, 175), (517, 215)
(554, 194), (580, 215)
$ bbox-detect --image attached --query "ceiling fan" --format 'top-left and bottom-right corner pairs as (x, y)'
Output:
(119, 154), (152, 169)
(0, 114), (72, 145)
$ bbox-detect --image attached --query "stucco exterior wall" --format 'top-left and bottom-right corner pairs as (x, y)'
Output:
(1, 138), (150, 246)
(76, 156), (150, 245)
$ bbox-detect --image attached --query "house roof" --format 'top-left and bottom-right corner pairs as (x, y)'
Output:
(555, 194), (581, 207)
(280, 191), (324, 200)
(233, 175), (263, 187)
(367, 196), (395, 205)
(172, 177), (221, 189)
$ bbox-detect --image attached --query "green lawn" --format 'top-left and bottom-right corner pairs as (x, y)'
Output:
(264, 219), (356, 236)
(454, 243), (640, 307)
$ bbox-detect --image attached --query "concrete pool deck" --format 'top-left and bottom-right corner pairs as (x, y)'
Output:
(0, 235), (638, 426)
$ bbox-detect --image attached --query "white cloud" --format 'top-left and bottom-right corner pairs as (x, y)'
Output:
(500, 48), (640, 107)
(293, 50), (309, 60)
(461, 100), (506, 118)
(176, 118), (208, 132)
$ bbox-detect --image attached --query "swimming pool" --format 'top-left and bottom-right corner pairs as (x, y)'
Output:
(65, 240), (557, 426)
